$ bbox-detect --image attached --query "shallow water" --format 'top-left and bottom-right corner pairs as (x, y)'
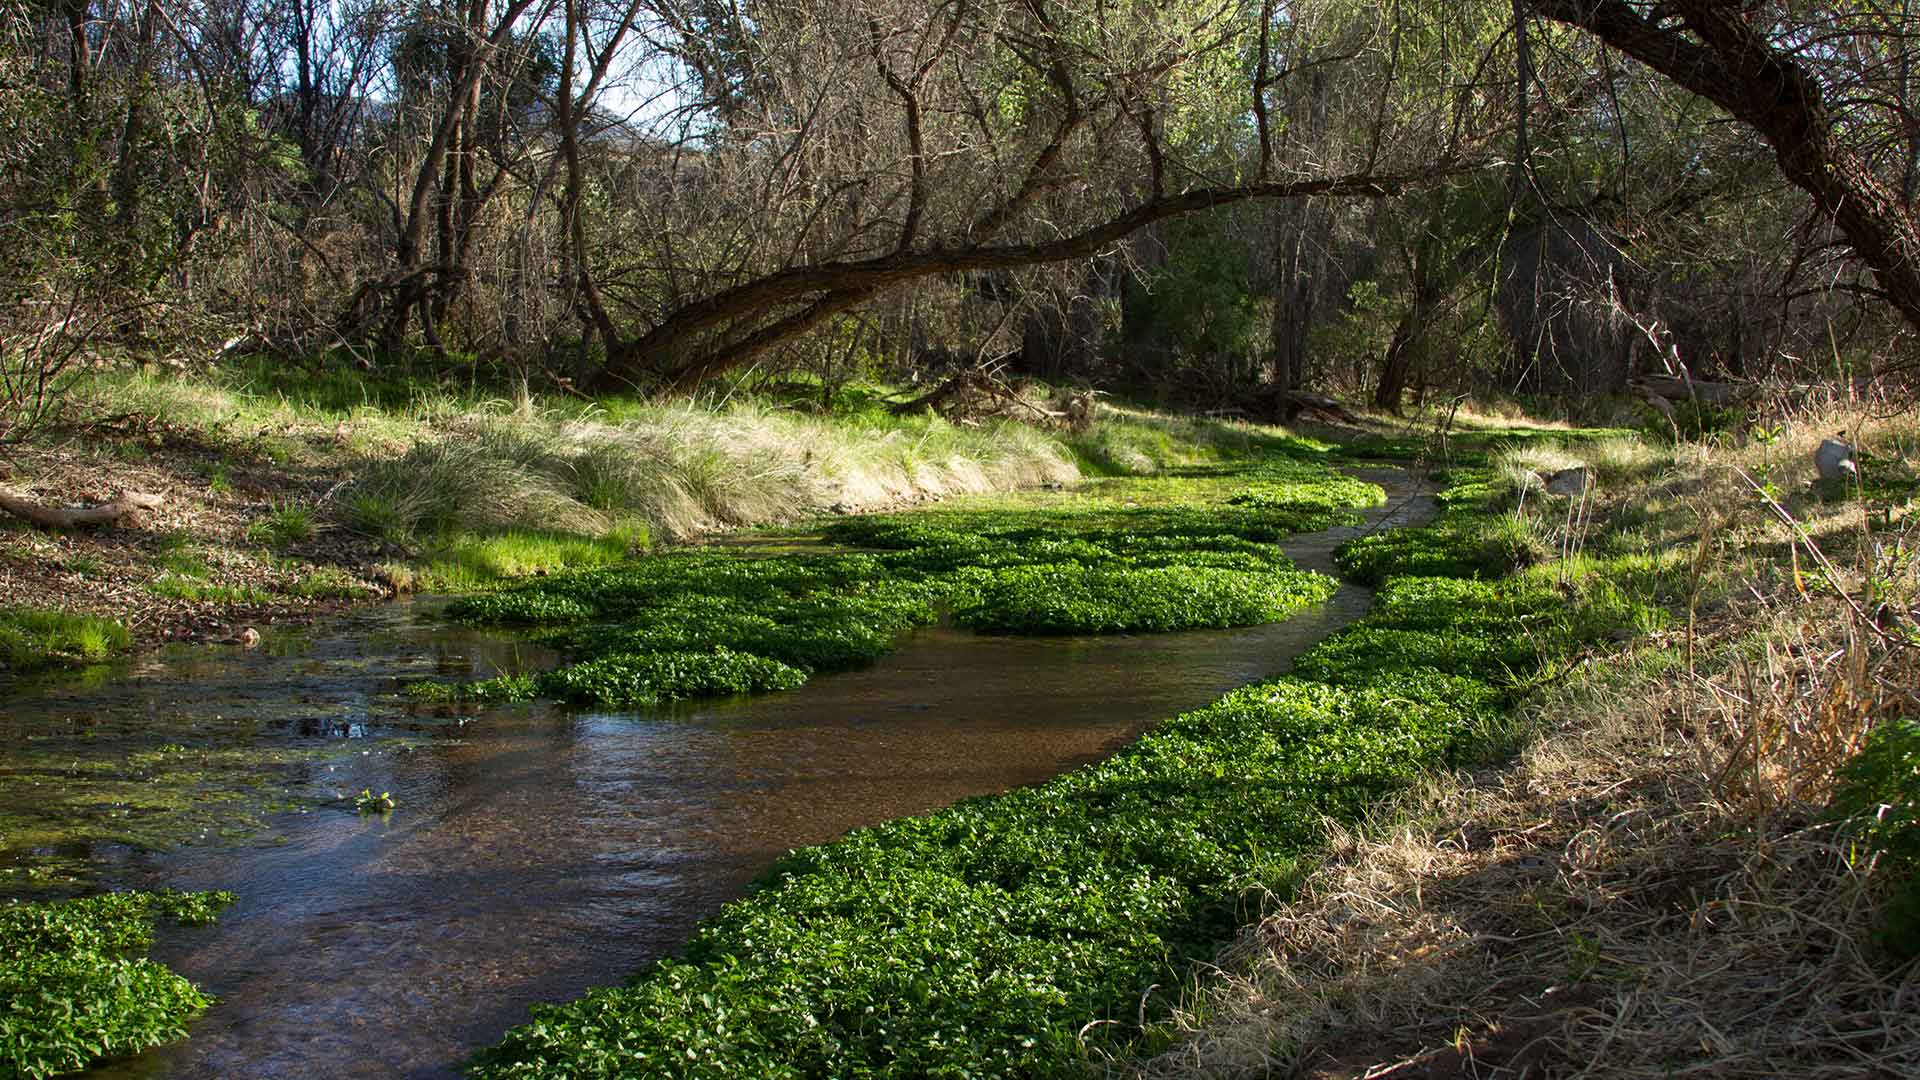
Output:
(5, 482), (1429, 1080)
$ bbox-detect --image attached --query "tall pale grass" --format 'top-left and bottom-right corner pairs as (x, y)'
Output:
(339, 400), (1077, 544)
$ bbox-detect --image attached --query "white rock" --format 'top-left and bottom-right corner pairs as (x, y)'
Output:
(1815, 438), (1857, 482)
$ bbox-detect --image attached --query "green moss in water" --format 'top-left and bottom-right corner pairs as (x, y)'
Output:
(0, 890), (234, 1077)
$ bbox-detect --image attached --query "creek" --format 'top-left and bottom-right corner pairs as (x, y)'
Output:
(2, 480), (1426, 1079)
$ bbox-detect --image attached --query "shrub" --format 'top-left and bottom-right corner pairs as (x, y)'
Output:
(1834, 718), (1920, 961)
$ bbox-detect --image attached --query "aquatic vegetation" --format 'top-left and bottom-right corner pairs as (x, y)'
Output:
(954, 564), (1335, 635)
(538, 649), (808, 708)
(1333, 526), (1502, 584)
(354, 789), (395, 814)
(1228, 459), (1386, 513)
(468, 462), (1655, 1079)
(0, 739), (416, 886)
(431, 461), (1376, 708)
(0, 606), (130, 670)
(0, 889), (234, 1078)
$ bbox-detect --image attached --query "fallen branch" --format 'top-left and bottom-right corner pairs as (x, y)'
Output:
(0, 486), (165, 528)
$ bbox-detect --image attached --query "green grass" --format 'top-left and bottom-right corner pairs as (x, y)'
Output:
(467, 469), (1658, 1079)
(0, 607), (131, 670)
(0, 890), (234, 1078)
(246, 502), (317, 548)
(281, 566), (379, 600)
(1835, 717), (1920, 961)
(407, 527), (647, 592)
(146, 575), (274, 604)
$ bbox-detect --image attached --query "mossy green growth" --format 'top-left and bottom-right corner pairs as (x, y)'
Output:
(432, 459), (1374, 708)
(468, 455), (1656, 1079)
(0, 607), (131, 671)
(0, 890), (234, 1078)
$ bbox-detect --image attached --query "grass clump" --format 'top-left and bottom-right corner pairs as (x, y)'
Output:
(408, 528), (644, 592)
(0, 890), (234, 1078)
(468, 452), (1653, 1078)
(0, 607), (131, 670)
(245, 502), (317, 548)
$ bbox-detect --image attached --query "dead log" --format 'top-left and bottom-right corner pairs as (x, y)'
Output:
(0, 487), (164, 528)
(1284, 390), (1364, 425)
(1629, 376), (1754, 406)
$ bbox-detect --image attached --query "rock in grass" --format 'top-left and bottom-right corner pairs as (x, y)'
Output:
(1544, 466), (1591, 497)
(1816, 438), (1857, 482)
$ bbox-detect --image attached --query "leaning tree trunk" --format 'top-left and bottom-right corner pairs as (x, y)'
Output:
(1531, 0), (1920, 338)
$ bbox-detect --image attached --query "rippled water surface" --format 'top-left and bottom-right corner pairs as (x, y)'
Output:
(4, 483), (1428, 1079)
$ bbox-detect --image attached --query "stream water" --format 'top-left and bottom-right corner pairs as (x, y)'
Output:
(3, 483), (1427, 1079)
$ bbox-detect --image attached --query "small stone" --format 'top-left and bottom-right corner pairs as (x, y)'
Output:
(237, 627), (260, 648)
(1815, 438), (1857, 482)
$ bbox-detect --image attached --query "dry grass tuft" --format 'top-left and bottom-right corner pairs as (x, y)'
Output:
(1130, 642), (1919, 1079)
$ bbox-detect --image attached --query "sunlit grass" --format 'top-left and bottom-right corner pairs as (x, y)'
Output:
(408, 527), (646, 592)
(0, 606), (131, 669)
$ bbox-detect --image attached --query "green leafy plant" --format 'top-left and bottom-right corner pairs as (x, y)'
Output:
(1833, 718), (1920, 961)
(0, 890), (234, 1078)
(353, 789), (396, 814)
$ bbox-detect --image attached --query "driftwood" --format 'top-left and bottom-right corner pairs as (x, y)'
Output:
(888, 367), (1065, 424)
(0, 487), (164, 528)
